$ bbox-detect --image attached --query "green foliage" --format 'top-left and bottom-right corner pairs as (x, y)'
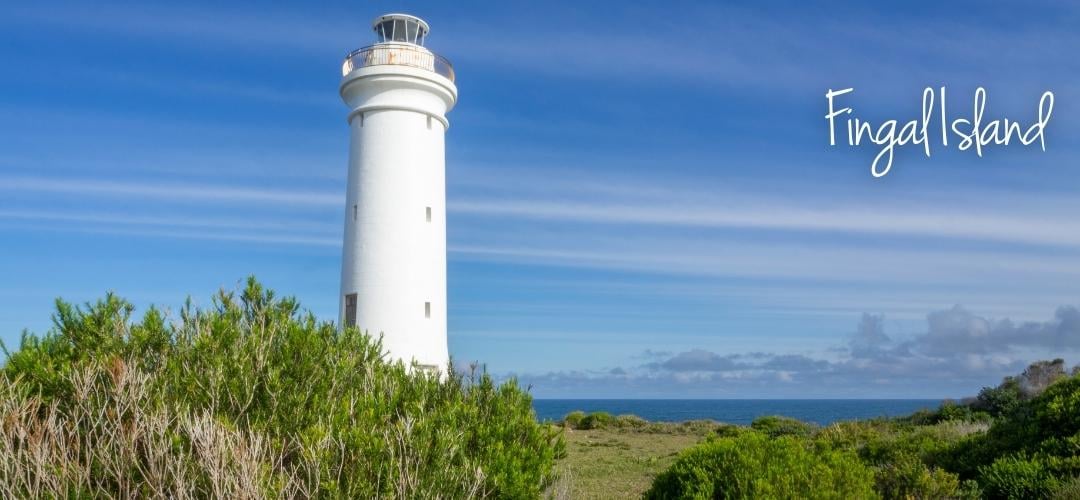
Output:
(813, 419), (979, 499)
(975, 378), (1025, 418)
(940, 401), (991, 423)
(900, 401), (991, 426)
(979, 455), (1060, 500)
(709, 423), (744, 438)
(615, 414), (647, 428)
(750, 415), (816, 438)
(1051, 475), (1080, 500)
(577, 411), (616, 430)
(971, 359), (1070, 420)
(941, 373), (1080, 481)
(1, 278), (564, 498)
(562, 410), (586, 428)
(873, 451), (963, 500)
(645, 431), (877, 500)
(645, 360), (1080, 500)
(928, 368), (1080, 500)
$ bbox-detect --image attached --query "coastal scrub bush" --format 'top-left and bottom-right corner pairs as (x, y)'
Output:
(577, 411), (615, 430)
(0, 278), (564, 498)
(645, 431), (877, 499)
(750, 415), (816, 438)
(978, 455), (1059, 499)
(1052, 476), (1080, 499)
(615, 414), (647, 428)
(970, 360), (1070, 420)
(562, 410), (586, 428)
(784, 418), (983, 499)
(943, 373), (1080, 478)
(873, 451), (964, 499)
(974, 379), (1024, 419)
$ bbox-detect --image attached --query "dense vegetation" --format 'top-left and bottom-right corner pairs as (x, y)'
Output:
(0, 278), (564, 498)
(637, 359), (1080, 499)
(647, 431), (877, 499)
(4, 278), (1079, 499)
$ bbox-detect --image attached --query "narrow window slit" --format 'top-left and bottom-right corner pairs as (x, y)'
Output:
(344, 293), (357, 326)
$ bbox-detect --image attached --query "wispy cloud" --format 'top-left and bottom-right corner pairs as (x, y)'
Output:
(20, 170), (1080, 250)
(448, 241), (1080, 287)
(2, 222), (338, 248)
(0, 209), (337, 233)
(11, 2), (1073, 97)
(2, 3), (352, 53)
(1, 176), (339, 207)
(451, 198), (1080, 249)
(442, 2), (1080, 95)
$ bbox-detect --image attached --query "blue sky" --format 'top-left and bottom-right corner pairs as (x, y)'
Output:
(2, 0), (1079, 398)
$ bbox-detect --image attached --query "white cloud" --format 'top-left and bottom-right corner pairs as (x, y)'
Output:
(511, 304), (1080, 398)
(1, 176), (339, 207)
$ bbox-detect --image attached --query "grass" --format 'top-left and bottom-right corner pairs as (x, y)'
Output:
(555, 421), (716, 499)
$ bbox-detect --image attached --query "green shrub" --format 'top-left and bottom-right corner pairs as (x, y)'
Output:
(711, 423), (744, 438)
(577, 411), (615, 430)
(562, 410), (586, 428)
(0, 278), (564, 498)
(940, 373), (1080, 483)
(939, 401), (991, 423)
(1031, 376), (1080, 445)
(979, 455), (1059, 500)
(894, 402), (990, 427)
(1051, 475), (1080, 500)
(975, 379), (1024, 418)
(615, 414), (647, 428)
(874, 451), (963, 499)
(645, 431), (878, 499)
(750, 415), (817, 438)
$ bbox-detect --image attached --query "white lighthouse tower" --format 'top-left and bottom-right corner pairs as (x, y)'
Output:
(339, 13), (457, 373)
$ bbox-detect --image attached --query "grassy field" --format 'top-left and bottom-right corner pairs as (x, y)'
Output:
(554, 422), (715, 499)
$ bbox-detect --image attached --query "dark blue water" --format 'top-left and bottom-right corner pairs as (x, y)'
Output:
(533, 399), (941, 426)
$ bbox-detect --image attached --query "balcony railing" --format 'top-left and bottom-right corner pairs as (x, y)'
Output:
(341, 43), (455, 82)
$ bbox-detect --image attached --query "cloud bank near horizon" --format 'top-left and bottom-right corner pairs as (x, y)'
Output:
(505, 304), (1080, 398)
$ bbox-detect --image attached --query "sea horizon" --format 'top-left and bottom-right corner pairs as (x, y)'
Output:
(532, 398), (943, 426)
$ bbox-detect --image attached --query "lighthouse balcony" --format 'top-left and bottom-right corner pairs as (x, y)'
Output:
(342, 43), (455, 82)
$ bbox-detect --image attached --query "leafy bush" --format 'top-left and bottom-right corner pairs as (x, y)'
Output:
(750, 415), (817, 438)
(1051, 475), (1080, 500)
(643, 362), (1080, 500)
(979, 455), (1059, 500)
(974, 378), (1024, 418)
(900, 401), (990, 426)
(939, 401), (991, 423)
(562, 410), (586, 428)
(971, 360), (1070, 420)
(0, 278), (564, 498)
(615, 414), (647, 428)
(710, 423), (745, 438)
(577, 411), (615, 430)
(645, 431), (877, 499)
(874, 451), (964, 500)
(942, 373), (1080, 482)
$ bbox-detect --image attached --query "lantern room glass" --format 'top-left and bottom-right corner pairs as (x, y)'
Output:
(375, 18), (426, 45)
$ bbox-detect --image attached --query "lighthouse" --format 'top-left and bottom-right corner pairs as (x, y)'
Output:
(339, 13), (457, 373)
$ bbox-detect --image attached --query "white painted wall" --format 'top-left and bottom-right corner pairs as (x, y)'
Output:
(339, 55), (457, 372)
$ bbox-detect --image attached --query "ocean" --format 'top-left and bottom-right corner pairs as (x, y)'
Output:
(532, 399), (941, 426)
